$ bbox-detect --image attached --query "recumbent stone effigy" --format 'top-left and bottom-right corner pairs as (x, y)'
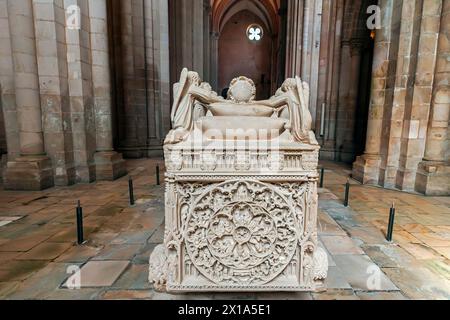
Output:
(149, 68), (328, 292)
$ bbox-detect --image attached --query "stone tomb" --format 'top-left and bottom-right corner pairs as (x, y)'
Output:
(149, 69), (328, 292)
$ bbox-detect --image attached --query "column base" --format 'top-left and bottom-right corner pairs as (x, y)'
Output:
(319, 139), (336, 161)
(378, 166), (398, 189)
(352, 154), (381, 184)
(94, 151), (127, 181)
(415, 161), (450, 196)
(395, 167), (417, 192)
(4, 155), (54, 191)
(54, 166), (77, 186)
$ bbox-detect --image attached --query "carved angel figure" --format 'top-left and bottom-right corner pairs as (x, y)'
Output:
(259, 77), (313, 142)
(165, 68), (315, 145)
(165, 68), (223, 144)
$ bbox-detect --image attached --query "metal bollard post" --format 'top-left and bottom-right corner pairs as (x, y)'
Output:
(344, 178), (350, 207)
(76, 200), (84, 245)
(386, 202), (396, 242)
(128, 176), (135, 206)
(156, 165), (160, 186)
(319, 167), (324, 188)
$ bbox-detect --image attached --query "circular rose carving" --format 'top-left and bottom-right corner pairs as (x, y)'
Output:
(185, 181), (298, 286)
(207, 202), (277, 269)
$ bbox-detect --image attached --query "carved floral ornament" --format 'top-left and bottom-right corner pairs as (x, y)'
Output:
(149, 178), (328, 291)
(185, 180), (299, 285)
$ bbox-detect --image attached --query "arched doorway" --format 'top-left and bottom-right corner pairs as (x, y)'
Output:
(212, 0), (280, 99)
(218, 11), (273, 99)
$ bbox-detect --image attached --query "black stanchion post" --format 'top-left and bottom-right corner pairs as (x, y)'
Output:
(156, 165), (160, 186)
(319, 167), (324, 188)
(76, 200), (84, 245)
(344, 178), (350, 207)
(129, 176), (135, 206)
(386, 202), (396, 241)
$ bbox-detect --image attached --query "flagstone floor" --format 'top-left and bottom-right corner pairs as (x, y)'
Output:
(0, 159), (448, 300)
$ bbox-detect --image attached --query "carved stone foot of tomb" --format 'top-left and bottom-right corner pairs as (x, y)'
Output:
(149, 244), (168, 292)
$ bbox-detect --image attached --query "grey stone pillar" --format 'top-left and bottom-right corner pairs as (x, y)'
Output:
(416, 0), (450, 195)
(336, 40), (362, 163)
(352, 0), (394, 184)
(120, 0), (140, 155)
(89, 0), (126, 180)
(4, 0), (53, 190)
(0, 0), (20, 182)
(33, 0), (76, 186)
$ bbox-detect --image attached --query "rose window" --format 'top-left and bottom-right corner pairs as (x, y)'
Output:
(247, 24), (263, 41)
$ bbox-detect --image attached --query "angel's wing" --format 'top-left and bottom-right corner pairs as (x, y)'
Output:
(170, 68), (189, 124)
(296, 77), (312, 132)
(295, 76), (306, 108)
(302, 81), (310, 108)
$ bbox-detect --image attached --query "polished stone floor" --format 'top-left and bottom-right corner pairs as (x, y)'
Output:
(0, 159), (448, 300)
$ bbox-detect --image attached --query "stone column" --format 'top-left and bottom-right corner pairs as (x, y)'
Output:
(315, 0), (331, 137)
(352, 0), (394, 184)
(144, 0), (164, 156)
(33, 0), (76, 186)
(119, 0), (139, 156)
(321, 0), (344, 160)
(143, 0), (171, 156)
(89, 0), (126, 180)
(303, 0), (323, 128)
(336, 40), (362, 163)
(4, 0), (53, 190)
(65, 0), (96, 183)
(315, 0), (328, 146)
(169, 0), (210, 81)
(379, 0), (417, 188)
(396, 0), (441, 191)
(210, 32), (219, 91)
(285, 0), (303, 78)
(131, 0), (148, 152)
(416, 0), (450, 195)
(202, 0), (211, 83)
(285, 0), (322, 128)
(157, 0), (171, 137)
(0, 0), (14, 183)
(0, 0), (20, 175)
(144, 0), (156, 146)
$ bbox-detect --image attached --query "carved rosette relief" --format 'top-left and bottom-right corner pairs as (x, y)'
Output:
(184, 180), (299, 285)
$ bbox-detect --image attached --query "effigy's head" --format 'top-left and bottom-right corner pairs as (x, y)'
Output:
(281, 78), (297, 92)
(228, 76), (256, 103)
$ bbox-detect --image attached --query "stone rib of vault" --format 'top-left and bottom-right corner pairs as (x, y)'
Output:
(149, 69), (328, 292)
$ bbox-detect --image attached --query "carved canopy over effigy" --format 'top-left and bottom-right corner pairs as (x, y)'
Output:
(149, 69), (328, 292)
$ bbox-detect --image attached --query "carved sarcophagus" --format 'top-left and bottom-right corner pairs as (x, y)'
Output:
(149, 70), (328, 292)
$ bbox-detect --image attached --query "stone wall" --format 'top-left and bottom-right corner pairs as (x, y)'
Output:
(109, 0), (171, 158)
(286, 0), (377, 163)
(0, 0), (125, 190)
(218, 10), (273, 99)
(353, 0), (450, 195)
